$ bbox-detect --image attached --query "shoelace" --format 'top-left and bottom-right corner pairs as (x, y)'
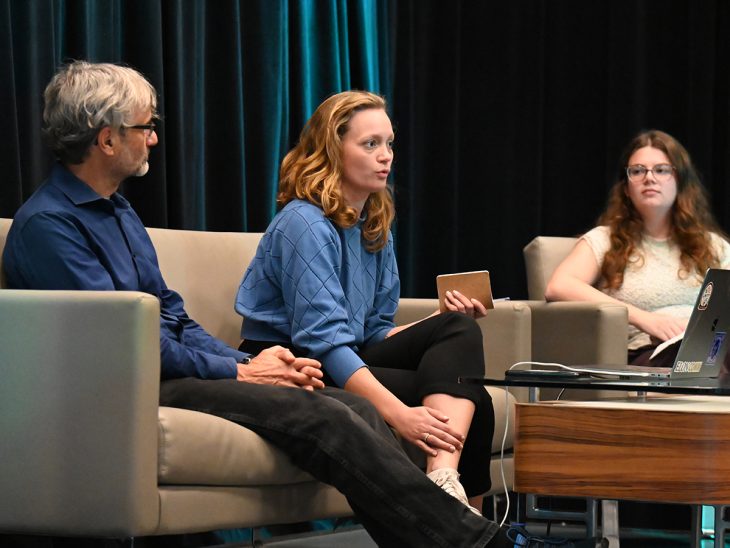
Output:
(437, 478), (462, 499)
(427, 469), (481, 515)
(430, 472), (468, 503)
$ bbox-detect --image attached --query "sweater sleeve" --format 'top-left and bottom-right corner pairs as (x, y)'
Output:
(363, 235), (399, 345)
(271, 209), (367, 387)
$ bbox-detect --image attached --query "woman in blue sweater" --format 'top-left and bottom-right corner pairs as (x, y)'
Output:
(235, 91), (494, 514)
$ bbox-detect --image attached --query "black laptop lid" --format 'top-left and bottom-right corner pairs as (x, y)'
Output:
(671, 268), (730, 379)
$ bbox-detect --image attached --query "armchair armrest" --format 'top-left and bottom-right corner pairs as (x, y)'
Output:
(524, 301), (628, 365)
(0, 290), (161, 537)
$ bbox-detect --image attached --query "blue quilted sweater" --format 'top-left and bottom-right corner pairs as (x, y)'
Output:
(235, 200), (400, 386)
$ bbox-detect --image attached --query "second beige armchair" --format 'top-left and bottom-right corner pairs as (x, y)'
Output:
(523, 236), (628, 372)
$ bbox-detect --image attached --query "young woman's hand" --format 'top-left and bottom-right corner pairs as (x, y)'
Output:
(389, 405), (465, 457)
(443, 290), (489, 319)
(632, 310), (687, 342)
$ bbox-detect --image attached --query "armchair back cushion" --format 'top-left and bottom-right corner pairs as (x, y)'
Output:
(147, 227), (262, 348)
(523, 236), (578, 300)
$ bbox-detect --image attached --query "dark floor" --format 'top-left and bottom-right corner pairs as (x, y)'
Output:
(488, 496), (730, 547)
(2, 500), (729, 547)
(4, 527), (730, 548)
(517, 524), (726, 548)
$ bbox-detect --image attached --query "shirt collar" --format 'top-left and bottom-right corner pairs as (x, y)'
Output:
(50, 163), (131, 210)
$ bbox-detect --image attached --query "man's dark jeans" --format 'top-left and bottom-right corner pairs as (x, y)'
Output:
(160, 380), (499, 547)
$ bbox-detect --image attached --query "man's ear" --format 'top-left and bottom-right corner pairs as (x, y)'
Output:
(97, 127), (115, 156)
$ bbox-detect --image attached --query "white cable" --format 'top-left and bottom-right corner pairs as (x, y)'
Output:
(509, 360), (568, 370)
(498, 360), (569, 526)
(498, 385), (511, 527)
(509, 360), (659, 378)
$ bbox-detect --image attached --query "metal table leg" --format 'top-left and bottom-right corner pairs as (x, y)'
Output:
(601, 500), (619, 547)
(690, 505), (702, 548)
(714, 505), (727, 548)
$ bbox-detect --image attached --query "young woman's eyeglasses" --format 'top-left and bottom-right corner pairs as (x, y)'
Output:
(626, 164), (675, 182)
(124, 123), (157, 137)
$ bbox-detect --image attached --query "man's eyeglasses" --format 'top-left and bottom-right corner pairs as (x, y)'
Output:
(124, 123), (157, 137)
(626, 164), (675, 182)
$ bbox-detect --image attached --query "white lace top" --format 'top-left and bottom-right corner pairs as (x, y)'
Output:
(582, 226), (730, 350)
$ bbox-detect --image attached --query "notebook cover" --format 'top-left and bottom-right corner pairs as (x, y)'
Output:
(436, 270), (494, 313)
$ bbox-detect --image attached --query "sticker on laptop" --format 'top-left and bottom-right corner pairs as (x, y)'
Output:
(706, 331), (726, 365)
(675, 360), (703, 373)
(698, 282), (714, 311)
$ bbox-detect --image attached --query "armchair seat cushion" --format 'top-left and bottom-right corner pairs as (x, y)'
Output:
(158, 386), (516, 488)
(158, 406), (314, 486)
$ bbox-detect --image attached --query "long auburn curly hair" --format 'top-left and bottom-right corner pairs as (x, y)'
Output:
(598, 129), (725, 289)
(277, 91), (394, 252)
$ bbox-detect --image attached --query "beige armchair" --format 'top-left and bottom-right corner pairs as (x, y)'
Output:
(0, 217), (525, 541)
(523, 236), (628, 368)
(520, 236), (629, 405)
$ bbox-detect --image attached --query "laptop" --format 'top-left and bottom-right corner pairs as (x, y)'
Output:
(508, 268), (730, 380)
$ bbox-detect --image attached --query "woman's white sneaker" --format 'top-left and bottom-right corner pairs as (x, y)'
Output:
(427, 467), (481, 516)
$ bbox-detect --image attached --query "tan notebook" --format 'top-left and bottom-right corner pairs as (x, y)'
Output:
(436, 270), (494, 313)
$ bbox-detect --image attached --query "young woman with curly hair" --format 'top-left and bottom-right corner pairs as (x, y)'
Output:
(546, 129), (730, 365)
(235, 91), (495, 514)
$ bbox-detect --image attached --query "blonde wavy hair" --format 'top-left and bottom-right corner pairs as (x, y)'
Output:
(278, 91), (395, 252)
(598, 129), (725, 289)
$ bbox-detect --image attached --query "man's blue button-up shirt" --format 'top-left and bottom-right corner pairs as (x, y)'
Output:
(3, 164), (245, 379)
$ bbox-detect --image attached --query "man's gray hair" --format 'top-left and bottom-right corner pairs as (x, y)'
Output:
(42, 60), (158, 164)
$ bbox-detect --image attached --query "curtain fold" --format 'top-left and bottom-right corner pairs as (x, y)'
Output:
(392, 0), (730, 298)
(0, 0), (390, 234)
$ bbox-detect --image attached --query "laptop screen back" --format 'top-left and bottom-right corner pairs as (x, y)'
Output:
(671, 268), (730, 379)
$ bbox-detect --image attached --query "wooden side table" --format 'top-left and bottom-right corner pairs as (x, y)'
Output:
(515, 395), (730, 547)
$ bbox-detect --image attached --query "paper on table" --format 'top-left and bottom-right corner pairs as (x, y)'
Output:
(649, 331), (685, 360)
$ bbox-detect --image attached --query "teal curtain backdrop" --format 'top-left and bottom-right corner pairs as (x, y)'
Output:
(0, 0), (391, 232)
